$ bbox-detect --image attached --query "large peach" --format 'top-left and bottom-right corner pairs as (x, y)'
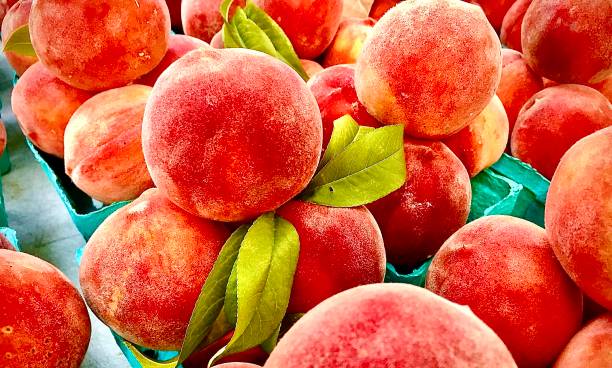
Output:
(500, 0), (532, 52)
(367, 140), (471, 268)
(11, 62), (93, 158)
(321, 17), (376, 67)
(355, 0), (502, 138)
(469, 0), (518, 31)
(511, 84), (612, 179)
(554, 314), (612, 368)
(300, 59), (323, 78)
(0, 250), (91, 368)
(253, 0), (344, 59)
(522, 0), (612, 84)
(30, 0), (170, 91)
(1, 0), (37, 76)
(426, 216), (583, 367)
(182, 0), (245, 43)
(64, 85), (154, 204)
(142, 48), (322, 222)
(265, 284), (518, 367)
(79, 188), (230, 350)
(545, 127), (612, 310)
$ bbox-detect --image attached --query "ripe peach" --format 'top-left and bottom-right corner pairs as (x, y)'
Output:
(443, 95), (509, 177)
(0, 121), (6, 158)
(300, 59), (323, 78)
(307, 64), (380, 150)
(367, 139), (471, 268)
(591, 76), (612, 102)
(469, 0), (518, 31)
(426, 216), (583, 368)
(1, 0), (36, 76)
(369, 0), (401, 20)
(554, 314), (612, 368)
(182, 0), (245, 43)
(0, 233), (14, 251)
(0, 250), (91, 368)
(355, 0), (502, 138)
(265, 284), (518, 367)
(500, 0), (532, 52)
(30, 0), (170, 91)
(545, 127), (612, 310)
(511, 85), (612, 179)
(253, 0), (344, 59)
(136, 34), (209, 87)
(79, 188), (230, 350)
(321, 17), (376, 67)
(211, 30), (224, 49)
(64, 85), (154, 204)
(142, 48), (322, 222)
(277, 200), (386, 313)
(522, 0), (612, 84)
(11, 62), (93, 158)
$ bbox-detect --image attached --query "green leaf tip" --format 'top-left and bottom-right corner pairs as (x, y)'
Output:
(3, 24), (37, 58)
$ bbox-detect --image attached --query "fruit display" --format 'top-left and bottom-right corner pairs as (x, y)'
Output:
(1, 0), (610, 367)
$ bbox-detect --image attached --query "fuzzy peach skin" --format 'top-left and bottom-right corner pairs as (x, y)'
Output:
(307, 64), (380, 150)
(545, 127), (612, 310)
(210, 30), (224, 48)
(300, 59), (323, 78)
(182, 331), (267, 367)
(79, 188), (229, 350)
(0, 232), (14, 251)
(511, 85), (612, 179)
(254, 0), (344, 59)
(0, 120), (6, 158)
(0, 250), (91, 368)
(367, 140), (471, 268)
(426, 216), (583, 368)
(277, 200), (386, 313)
(11, 62), (94, 158)
(369, 0), (401, 20)
(355, 0), (502, 139)
(182, 0), (245, 43)
(468, 0), (517, 31)
(500, 0), (532, 52)
(1, 0), (37, 76)
(265, 284), (518, 367)
(321, 17), (376, 67)
(142, 48), (322, 222)
(591, 76), (612, 102)
(522, 0), (612, 84)
(64, 85), (154, 204)
(29, 0), (170, 91)
(554, 314), (612, 368)
(136, 34), (209, 87)
(497, 49), (544, 142)
(443, 95), (509, 177)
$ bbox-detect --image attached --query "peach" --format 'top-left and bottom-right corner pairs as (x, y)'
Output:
(500, 0), (532, 52)
(497, 49), (544, 139)
(11, 62), (94, 158)
(321, 17), (375, 67)
(545, 127), (612, 310)
(64, 85), (155, 204)
(0, 120), (6, 158)
(543, 78), (560, 88)
(300, 59), (323, 78)
(183, 331), (267, 367)
(443, 95), (509, 177)
(265, 284), (518, 367)
(511, 84), (612, 179)
(1, 0), (37, 76)
(166, 0), (182, 30)
(426, 216), (583, 367)
(182, 0), (245, 43)
(253, 0), (344, 59)
(367, 140), (471, 268)
(211, 30), (224, 49)
(277, 200), (386, 313)
(369, 0), (401, 20)
(79, 188), (230, 350)
(469, 0), (518, 31)
(142, 48), (322, 222)
(307, 64), (380, 150)
(0, 250), (91, 368)
(0, 232), (14, 251)
(30, 0), (170, 91)
(522, 0), (612, 84)
(591, 76), (612, 102)
(355, 0), (502, 139)
(136, 34), (209, 87)
(554, 314), (612, 368)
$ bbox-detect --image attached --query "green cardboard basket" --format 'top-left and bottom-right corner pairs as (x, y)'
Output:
(0, 175), (9, 227)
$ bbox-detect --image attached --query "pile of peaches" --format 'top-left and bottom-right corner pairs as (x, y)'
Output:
(1, 0), (611, 367)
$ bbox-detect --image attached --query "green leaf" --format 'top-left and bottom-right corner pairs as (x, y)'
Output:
(260, 325), (281, 354)
(319, 115), (361, 170)
(220, 0), (244, 48)
(302, 124), (407, 207)
(224, 261), (238, 327)
(231, 8), (281, 58)
(3, 24), (37, 57)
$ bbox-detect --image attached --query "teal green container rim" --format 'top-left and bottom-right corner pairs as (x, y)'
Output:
(0, 175), (9, 227)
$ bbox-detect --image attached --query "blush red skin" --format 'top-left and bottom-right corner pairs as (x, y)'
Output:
(0, 250), (91, 368)
(468, 0), (518, 31)
(500, 0), (532, 52)
(0, 233), (15, 251)
(0, 121), (6, 159)
(79, 189), (230, 350)
(182, 0), (245, 43)
(142, 48), (322, 222)
(511, 84), (612, 179)
(522, 0), (612, 84)
(545, 127), (612, 310)
(321, 17), (376, 68)
(554, 314), (612, 368)
(29, 0), (170, 91)
(369, 0), (402, 20)
(426, 216), (583, 368)
(210, 31), (224, 49)
(1, 0), (37, 76)
(300, 59), (323, 78)
(367, 140), (471, 268)
(307, 64), (380, 150)
(182, 331), (267, 368)
(590, 76), (612, 102)
(277, 200), (386, 314)
(253, 0), (344, 60)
